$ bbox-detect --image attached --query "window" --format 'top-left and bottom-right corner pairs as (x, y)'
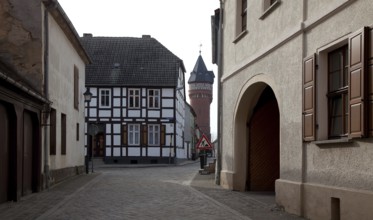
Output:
(234, 0), (248, 42)
(61, 113), (66, 155)
(128, 124), (140, 145)
(303, 27), (373, 142)
(260, 0), (280, 20)
(263, 0), (276, 11)
(148, 89), (160, 108)
(148, 124), (160, 145)
(129, 89), (140, 108)
(241, 0), (247, 32)
(76, 123), (80, 141)
(99, 89), (111, 107)
(50, 108), (56, 155)
(74, 66), (79, 110)
(328, 46), (348, 138)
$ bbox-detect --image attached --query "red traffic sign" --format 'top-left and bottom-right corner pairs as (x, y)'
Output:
(196, 134), (213, 150)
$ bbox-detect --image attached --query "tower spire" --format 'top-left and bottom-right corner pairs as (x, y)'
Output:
(199, 44), (202, 55)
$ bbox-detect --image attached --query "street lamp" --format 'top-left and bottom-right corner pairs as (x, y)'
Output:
(83, 88), (92, 173)
(83, 88), (92, 103)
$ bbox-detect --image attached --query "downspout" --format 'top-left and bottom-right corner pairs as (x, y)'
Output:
(215, 0), (224, 185)
(300, 0), (307, 217)
(43, 2), (51, 189)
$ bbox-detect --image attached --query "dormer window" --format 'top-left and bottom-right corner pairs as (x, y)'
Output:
(113, 63), (120, 69)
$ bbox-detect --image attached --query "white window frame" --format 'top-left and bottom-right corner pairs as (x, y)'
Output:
(128, 124), (140, 146)
(148, 124), (160, 146)
(129, 88), (141, 108)
(99, 88), (111, 108)
(148, 89), (160, 109)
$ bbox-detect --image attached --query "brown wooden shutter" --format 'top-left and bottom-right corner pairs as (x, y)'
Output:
(348, 27), (368, 138)
(122, 125), (127, 145)
(368, 27), (373, 137)
(303, 54), (316, 141)
(142, 125), (147, 146)
(74, 66), (79, 109)
(160, 125), (166, 146)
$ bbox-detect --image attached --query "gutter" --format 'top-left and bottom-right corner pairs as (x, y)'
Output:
(0, 71), (51, 104)
(43, 2), (52, 189)
(216, 0), (224, 185)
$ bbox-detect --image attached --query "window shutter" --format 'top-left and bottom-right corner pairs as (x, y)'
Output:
(368, 27), (373, 137)
(160, 125), (166, 146)
(122, 125), (127, 145)
(348, 27), (368, 138)
(142, 125), (147, 146)
(74, 67), (79, 109)
(303, 54), (316, 141)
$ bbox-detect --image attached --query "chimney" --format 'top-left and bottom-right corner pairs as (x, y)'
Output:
(83, 33), (93, 37)
(142, 35), (151, 38)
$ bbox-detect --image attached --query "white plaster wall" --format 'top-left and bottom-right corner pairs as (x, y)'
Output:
(47, 13), (86, 170)
(221, 0), (303, 79)
(221, 0), (305, 184)
(220, 0), (373, 217)
(303, 0), (373, 192)
(162, 99), (174, 107)
(162, 88), (173, 97)
(148, 147), (160, 157)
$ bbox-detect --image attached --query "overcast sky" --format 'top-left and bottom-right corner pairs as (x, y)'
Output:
(58, 0), (219, 140)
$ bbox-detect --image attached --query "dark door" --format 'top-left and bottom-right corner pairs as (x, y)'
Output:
(247, 88), (279, 191)
(23, 111), (34, 196)
(93, 133), (105, 157)
(0, 103), (9, 203)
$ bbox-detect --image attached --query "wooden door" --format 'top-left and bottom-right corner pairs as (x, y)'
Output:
(248, 91), (279, 191)
(0, 104), (9, 203)
(23, 111), (34, 196)
(93, 133), (105, 157)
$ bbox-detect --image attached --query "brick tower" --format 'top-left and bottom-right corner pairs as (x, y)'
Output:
(188, 54), (215, 139)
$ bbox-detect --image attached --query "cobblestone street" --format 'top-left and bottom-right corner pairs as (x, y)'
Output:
(0, 162), (303, 220)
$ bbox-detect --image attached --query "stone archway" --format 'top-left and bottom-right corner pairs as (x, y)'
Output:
(232, 79), (280, 192)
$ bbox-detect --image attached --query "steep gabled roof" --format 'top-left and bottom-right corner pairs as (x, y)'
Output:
(188, 55), (214, 84)
(43, 0), (91, 64)
(80, 35), (185, 86)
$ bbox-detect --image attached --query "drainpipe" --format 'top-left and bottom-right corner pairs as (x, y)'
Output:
(43, 1), (52, 189)
(300, 0), (308, 217)
(215, 0), (224, 185)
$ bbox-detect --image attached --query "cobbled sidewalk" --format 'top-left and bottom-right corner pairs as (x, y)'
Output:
(0, 161), (304, 220)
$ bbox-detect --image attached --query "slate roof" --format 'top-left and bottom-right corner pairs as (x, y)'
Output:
(80, 35), (185, 86)
(188, 55), (214, 84)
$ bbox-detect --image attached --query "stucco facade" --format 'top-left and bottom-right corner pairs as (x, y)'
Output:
(0, 0), (90, 203)
(46, 7), (87, 177)
(218, 0), (373, 219)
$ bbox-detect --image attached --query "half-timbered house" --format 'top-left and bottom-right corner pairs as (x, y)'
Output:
(81, 34), (186, 164)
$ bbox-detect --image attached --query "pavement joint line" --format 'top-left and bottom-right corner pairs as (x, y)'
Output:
(188, 186), (252, 220)
(188, 172), (252, 220)
(35, 173), (104, 220)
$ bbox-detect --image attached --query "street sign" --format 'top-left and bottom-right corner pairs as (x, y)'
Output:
(196, 134), (213, 150)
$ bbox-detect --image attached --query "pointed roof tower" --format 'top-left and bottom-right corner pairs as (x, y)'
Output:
(188, 55), (215, 84)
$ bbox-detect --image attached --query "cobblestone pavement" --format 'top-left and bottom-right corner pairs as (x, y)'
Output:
(0, 161), (304, 220)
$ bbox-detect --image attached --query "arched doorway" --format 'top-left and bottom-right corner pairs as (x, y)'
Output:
(246, 87), (279, 191)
